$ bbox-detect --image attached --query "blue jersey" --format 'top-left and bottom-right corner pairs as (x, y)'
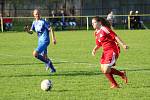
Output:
(31, 19), (50, 43)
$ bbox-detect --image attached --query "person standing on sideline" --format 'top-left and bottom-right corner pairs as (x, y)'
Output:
(129, 10), (135, 30)
(134, 11), (141, 29)
(91, 16), (128, 88)
(107, 11), (116, 29)
(24, 9), (56, 73)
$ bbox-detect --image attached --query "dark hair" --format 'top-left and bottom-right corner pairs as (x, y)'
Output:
(92, 16), (111, 28)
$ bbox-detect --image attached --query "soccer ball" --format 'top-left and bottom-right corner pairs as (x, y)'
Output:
(41, 79), (52, 91)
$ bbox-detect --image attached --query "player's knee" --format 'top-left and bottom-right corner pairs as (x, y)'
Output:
(100, 65), (111, 74)
(33, 51), (38, 58)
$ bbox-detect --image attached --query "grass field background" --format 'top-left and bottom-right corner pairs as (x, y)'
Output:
(0, 30), (150, 100)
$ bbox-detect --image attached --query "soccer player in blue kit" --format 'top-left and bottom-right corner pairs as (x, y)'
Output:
(24, 9), (57, 73)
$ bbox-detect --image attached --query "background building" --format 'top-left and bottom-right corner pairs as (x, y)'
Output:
(0, 0), (149, 31)
(0, 0), (150, 17)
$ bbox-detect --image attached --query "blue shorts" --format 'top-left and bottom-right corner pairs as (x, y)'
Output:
(35, 42), (49, 55)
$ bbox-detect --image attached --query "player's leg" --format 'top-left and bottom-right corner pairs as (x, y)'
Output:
(33, 43), (56, 73)
(42, 49), (56, 72)
(33, 50), (49, 64)
(100, 64), (119, 88)
(33, 42), (49, 65)
(42, 50), (48, 70)
(100, 51), (119, 88)
(110, 68), (128, 84)
(108, 53), (128, 84)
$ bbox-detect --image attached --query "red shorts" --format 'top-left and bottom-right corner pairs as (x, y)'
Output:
(100, 49), (119, 66)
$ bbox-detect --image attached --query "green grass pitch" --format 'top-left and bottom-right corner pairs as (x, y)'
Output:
(0, 30), (150, 100)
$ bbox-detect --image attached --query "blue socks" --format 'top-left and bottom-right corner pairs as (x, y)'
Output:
(36, 54), (56, 72)
(36, 54), (49, 63)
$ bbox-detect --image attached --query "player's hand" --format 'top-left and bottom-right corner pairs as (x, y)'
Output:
(123, 45), (129, 51)
(53, 38), (56, 45)
(92, 49), (96, 56)
(24, 25), (33, 34)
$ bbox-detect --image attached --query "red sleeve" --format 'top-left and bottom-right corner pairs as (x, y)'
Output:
(95, 30), (102, 47)
(95, 39), (102, 48)
(109, 30), (117, 39)
(99, 30), (107, 42)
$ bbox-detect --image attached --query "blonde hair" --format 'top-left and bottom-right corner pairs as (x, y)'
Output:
(33, 9), (41, 15)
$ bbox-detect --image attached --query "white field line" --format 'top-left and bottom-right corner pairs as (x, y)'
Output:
(0, 53), (31, 58)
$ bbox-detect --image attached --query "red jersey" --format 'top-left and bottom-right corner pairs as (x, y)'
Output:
(3, 18), (13, 23)
(95, 26), (120, 54)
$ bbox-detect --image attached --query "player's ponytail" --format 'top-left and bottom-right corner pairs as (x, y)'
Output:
(99, 17), (111, 29)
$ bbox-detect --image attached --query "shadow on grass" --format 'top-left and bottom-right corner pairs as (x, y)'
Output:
(53, 70), (102, 76)
(0, 61), (89, 66)
(52, 89), (70, 92)
(1, 62), (150, 78)
(0, 62), (43, 66)
(0, 70), (102, 78)
(126, 68), (150, 72)
(1, 68), (150, 78)
(0, 61), (101, 77)
(0, 61), (69, 66)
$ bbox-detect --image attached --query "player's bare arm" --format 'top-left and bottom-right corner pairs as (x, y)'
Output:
(49, 27), (56, 45)
(115, 36), (129, 51)
(92, 45), (100, 56)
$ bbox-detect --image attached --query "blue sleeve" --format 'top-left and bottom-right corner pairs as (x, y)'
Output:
(44, 20), (50, 29)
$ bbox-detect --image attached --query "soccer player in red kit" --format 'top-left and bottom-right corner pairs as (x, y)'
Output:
(91, 16), (128, 88)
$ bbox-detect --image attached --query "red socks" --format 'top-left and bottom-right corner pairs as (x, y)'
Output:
(104, 68), (123, 87)
(105, 73), (118, 86)
(110, 68), (124, 76)
(102, 68), (124, 88)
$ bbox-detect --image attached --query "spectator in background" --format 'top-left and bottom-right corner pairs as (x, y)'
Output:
(107, 11), (116, 29)
(70, 5), (75, 16)
(68, 14), (77, 30)
(59, 10), (67, 30)
(129, 10), (135, 30)
(49, 10), (59, 30)
(3, 16), (13, 31)
(134, 11), (141, 29)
